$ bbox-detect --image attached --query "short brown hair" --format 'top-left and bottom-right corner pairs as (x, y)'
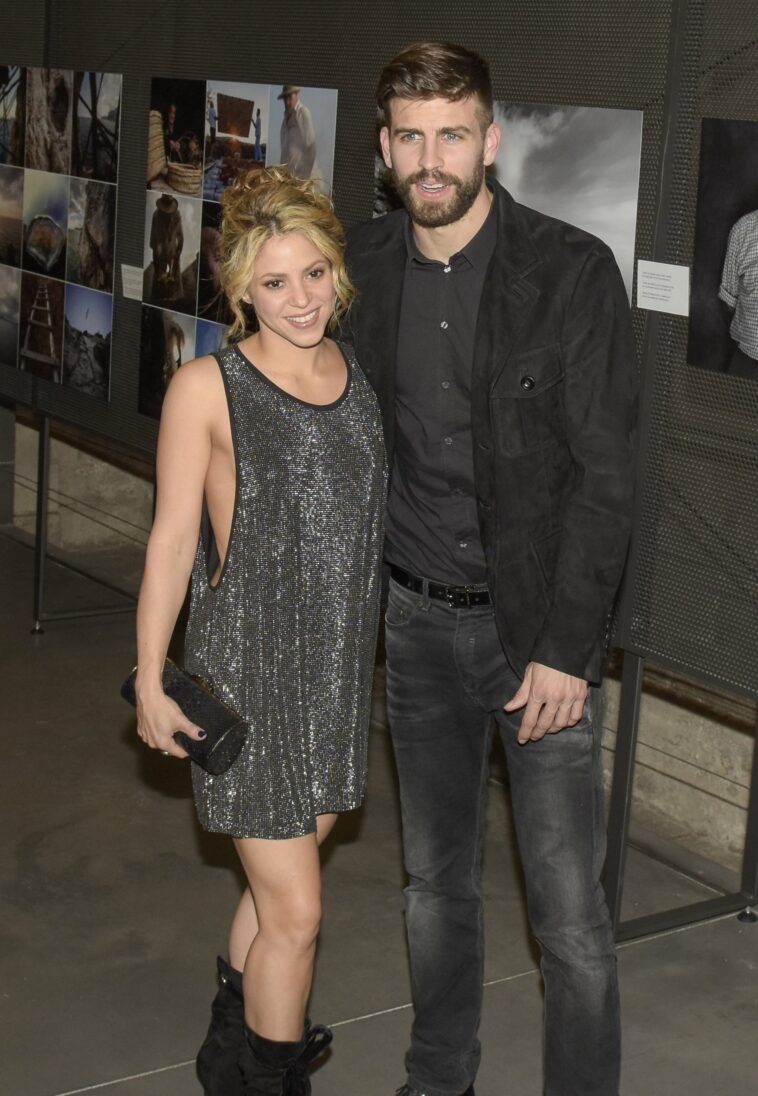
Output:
(376, 42), (493, 131)
(218, 167), (354, 338)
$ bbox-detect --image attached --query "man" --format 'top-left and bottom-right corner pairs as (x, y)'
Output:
(207, 96), (217, 147)
(164, 102), (180, 162)
(277, 84), (324, 189)
(345, 42), (637, 1096)
(719, 209), (758, 378)
(254, 106), (263, 162)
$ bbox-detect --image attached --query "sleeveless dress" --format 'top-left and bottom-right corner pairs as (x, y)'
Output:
(184, 342), (386, 839)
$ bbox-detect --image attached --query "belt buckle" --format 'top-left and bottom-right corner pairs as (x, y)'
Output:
(447, 586), (471, 608)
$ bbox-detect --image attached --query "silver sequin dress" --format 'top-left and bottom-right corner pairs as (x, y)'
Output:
(184, 343), (386, 839)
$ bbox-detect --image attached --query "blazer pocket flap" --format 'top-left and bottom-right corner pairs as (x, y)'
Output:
(492, 346), (563, 399)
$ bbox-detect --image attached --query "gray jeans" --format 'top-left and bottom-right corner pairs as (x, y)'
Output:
(385, 578), (620, 1096)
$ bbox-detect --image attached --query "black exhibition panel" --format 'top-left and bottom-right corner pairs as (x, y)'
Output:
(618, 0), (758, 701)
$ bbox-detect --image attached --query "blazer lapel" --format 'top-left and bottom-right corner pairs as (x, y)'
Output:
(473, 185), (543, 396)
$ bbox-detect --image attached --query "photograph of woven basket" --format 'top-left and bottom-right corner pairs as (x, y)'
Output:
(166, 160), (202, 195)
(147, 110), (166, 181)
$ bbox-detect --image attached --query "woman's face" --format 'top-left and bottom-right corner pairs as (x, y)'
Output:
(243, 232), (336, 349)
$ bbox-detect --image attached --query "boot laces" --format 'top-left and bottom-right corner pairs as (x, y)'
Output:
(282, 1025), (333, 1094)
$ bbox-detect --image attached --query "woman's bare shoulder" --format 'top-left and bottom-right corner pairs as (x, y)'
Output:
(163, 354), (225, 407)
(161, 355), (226, 431)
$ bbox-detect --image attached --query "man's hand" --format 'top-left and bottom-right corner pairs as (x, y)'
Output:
(504, 662), (588, 744)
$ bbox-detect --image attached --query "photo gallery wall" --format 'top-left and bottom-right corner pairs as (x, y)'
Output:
(139, 76), (338, 419)
(0, 66), (121, 401)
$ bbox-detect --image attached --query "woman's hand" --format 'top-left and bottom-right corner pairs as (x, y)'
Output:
(136, 688), (206, 759)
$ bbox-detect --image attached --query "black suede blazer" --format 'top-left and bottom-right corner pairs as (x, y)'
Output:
(344, 182), (638, 684)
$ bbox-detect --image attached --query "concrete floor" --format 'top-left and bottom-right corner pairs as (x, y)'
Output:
(1, 531), (756, 1096)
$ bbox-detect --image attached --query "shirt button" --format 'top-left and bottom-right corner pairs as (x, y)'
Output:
(459, 541), (468, 549)
(440, 320), (449, 329)
(441, 380), (450, 389)
(443, 265), (451, 273)
(443, 436), (453, 446)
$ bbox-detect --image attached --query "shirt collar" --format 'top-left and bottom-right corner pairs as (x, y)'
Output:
(404, 185), (497, 271)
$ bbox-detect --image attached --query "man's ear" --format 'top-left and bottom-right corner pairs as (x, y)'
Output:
(483, 122), (501, 167)
(379, 126), (393, 170)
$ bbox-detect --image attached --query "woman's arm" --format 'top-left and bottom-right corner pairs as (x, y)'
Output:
(135, 359), (216, 757)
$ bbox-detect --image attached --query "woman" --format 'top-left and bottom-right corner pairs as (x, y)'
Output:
(135, 167), (386, 1095)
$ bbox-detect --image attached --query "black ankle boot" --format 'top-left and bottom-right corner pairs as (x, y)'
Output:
(196, 956), (245, 1095)
(240, 1024), (332, 1096)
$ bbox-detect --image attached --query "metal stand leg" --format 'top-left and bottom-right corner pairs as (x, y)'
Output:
(31, 414), (51, 634)
(603, 651), (646, 933)
(737, 711), (758, 923)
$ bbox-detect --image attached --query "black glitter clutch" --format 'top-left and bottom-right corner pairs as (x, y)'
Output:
(121, 659), (248, 775)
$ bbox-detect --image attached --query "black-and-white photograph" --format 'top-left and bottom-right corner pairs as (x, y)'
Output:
(142, 190), (201, 316)
(18, 270), (64, 382)
(0, 65), (26, 167)
(688, 118), (758, 380)
(71, 71), (122, 183)
(62, 282), (112, 399)
(266, 84), (338, 195)
(0, 262), (20, 366)
(0, 164), (23, 267)
(493, 103), (643, 298)
(22, 169), (69, 280)
(203, 80), (269, 201)
(147, 77), (206, 198)
(66, 177), (116, 293)
(25, 67), (74, 175)
(138, 303), (196, 419)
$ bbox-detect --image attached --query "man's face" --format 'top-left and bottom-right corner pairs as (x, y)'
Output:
(168, 104), (176, 125)
(380, 96), (499, 229)
(284, 91), (299, 114)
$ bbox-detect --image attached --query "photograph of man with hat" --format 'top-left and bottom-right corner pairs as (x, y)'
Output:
(276, 83), (325, 191)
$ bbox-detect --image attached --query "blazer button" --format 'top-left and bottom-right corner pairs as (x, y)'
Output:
(520, 375), (535, 390)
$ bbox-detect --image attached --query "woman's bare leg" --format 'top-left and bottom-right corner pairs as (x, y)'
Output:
(233, 813), (338, 1041)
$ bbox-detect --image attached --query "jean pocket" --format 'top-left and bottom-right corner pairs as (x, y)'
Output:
(385, 583), (418, 628)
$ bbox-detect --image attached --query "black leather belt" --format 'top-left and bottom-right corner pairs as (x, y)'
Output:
(390, 565), (491, 608)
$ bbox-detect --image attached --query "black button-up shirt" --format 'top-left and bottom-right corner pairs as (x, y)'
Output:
(385, 197), (496, 585)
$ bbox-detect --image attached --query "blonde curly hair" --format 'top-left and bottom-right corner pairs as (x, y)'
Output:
(218, 166), (354, 339)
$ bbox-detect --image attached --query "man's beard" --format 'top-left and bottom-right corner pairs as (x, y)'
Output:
(392, 162), (485, 228)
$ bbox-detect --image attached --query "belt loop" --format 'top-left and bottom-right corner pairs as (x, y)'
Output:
(420, 577), (431, 611)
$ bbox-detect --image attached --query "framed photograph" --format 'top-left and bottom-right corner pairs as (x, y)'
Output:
(138, 304), (196, 419)
(203, 80), (270, 201)
(0, 164), (23, 267)
(196, 317), (230, 357)
(266, 84), (338, 195)
(25, 68), (74, 175)
(66, 177), (116, 293)
(147, 77), (206, 198)
(18, 270), (64, 381)
(198, 199), (232, 325)
(492, 103), (643, 299)
(142, 190), (201, 316)
(62, 283), (112, 399)
(22, 169), (69, 281)
(0, 65), (26, 167)
(71, 71), (122, 183)
(689, 118), (758, 379)
(0, 262), (21, 366)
